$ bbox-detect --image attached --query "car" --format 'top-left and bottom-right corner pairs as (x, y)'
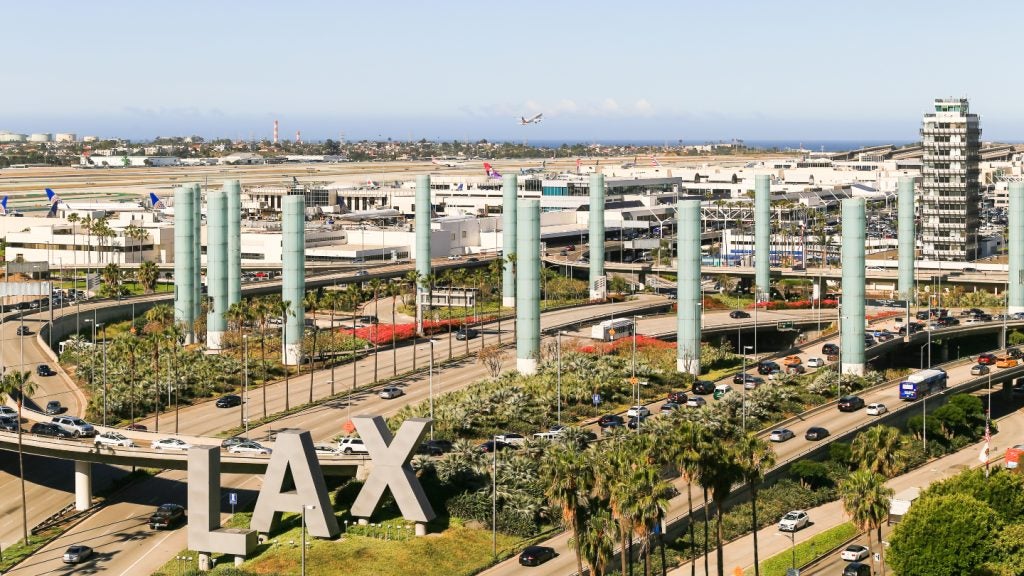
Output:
(228, 441), (272, 455)
(804, 427), (830, 441)
(566, 244), (576, 251)
(221, 436), (248, 449)
(757, 361), (780, 375)
(975, 313), (993, 322)
(93, 431), (135, 448)
(729, 310), (751, 319)
(660, 401), (681, 414)
(769, 429), (795, 442)
(355, 270), (369, 277)
(843, 562), (872, 576)
(0, 416), (18, 432)
(15, 325), (31, 336)
(45, 400), (63, 415)
(996, 357), (1019, 368)
(626, 405), (651, 419)
(978, 353), (997, 365)
(785, 364), (806, 375)
(863, 335), (876, 346)
(626, 415), (647, 430)
(62, 544), (93, 564)
(733, 373), (759, 385)
(416, 439), (454, 456)
(713, 384), (732, 400)
(495, 433), (526, 446)
(822, 343), (840, 355)
(744, 376), (765, 390)
(872, 330), (895, 342)
(782, 355), (802, 367)
(838, 395), (865, 412)
(215, 394), (242, 408)
(865, 403), (888, 416)
(0, 406), (18, 418)
(30, 422), (74, 439)
(667, 391), (688, 404)
(778, 510), (809, 532)
(51, 416), (95, 437)
(378, 387), (404, 399)
(152, 438), (191, 450)
(313, 443), (340, 455)
(467, 257), (480, 262)
(126, 423), (149, 431)
(36, 364), (56, 377)
(479, 439), (514, 453)
(447, 254), (461, 260)
(965, 307), (986, 317)
(149, 503), (186, 529)
(1007, 347), (1023, 359)
(841, 544), (871, 562)
(455, 328), (480, 341)
(686, 396), (707, 408)
(598, 414), (624, 428)
(692, 380), (715, 395)
(519, 545), (556, 566)
(971, 364), (991, 376)
(338, 437), (369, 455)
(533, 427), (565, 440)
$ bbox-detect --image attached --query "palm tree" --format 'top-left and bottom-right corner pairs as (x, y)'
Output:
(144, 304), (175, 333)
(81, 215), (94, 275)
(102, 262), (122, 296)
(146, 331), (163, 432)
(253, 297), (273, 418)
(705, 438), (743, 576)
(735, 433), (777, 576)
(839, 469), (893, 574)
(387, 281), (402, 376)
(488, 258), (505, 344)
(368, 278), (384, 383)
(0, 370), (36, 545)
(137, 261), (159, 293)
(577, 508), (617, 576)
(851, 425), (906, 477)
(404, 269), (423, 335)
(667, 419), (704, 576)
(539, 437), (594, 576)
(343, 283), (362, 391)
(112, 333), (142, 426)
(225, 301), (250, 349)
(273, 299), (294, 411)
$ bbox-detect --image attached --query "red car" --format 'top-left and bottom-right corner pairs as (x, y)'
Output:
(977, 353), (997, 365)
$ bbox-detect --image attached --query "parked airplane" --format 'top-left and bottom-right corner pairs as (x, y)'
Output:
(335, 205), (402, 222)
(0, 196), (20, 216)
(520, 160), (547, 175)
(431, 157), (468, 168)
(46, 188), (147, 216)
(519, 113), (543, 125)
(484, 162), (502, 180)
(149, 192), (207, 217)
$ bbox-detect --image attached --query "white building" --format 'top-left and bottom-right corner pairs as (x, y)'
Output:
(55, 133), (77, 143)
(3, 212), (174, 266)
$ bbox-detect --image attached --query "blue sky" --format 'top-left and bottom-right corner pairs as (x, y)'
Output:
(4, 0), (1023, 142)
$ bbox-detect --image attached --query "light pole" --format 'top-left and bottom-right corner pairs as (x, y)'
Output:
(101, 323), (107, 426)
(742, 345), (753, 431)
(753, 285), (759, 358)
(556, 330), (566, 427)
(301, 504), (316, 576)
(243, 334), (250, 438)
(491, 434), (498, 560)
(419, 339), (438, 441)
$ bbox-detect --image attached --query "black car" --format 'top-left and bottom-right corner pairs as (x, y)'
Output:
(0, 416), (19, 432)
(215, 395), (242, 408)
(627, 415), (648, 429)
(16, 325), (31, 336)
(822, 343), (840, 356)
(455, 328), (480, 341)
(519, 545), (556, 567)
(598, 414), (624, 428)
(838, 395), (865, 412)
(692, 380), (715, 395)
(30, 422), (73, 438)
(733, 373), (761, 385)
(479, 440), (513, 453)
(45, 400), (63, 415)
(915, 310), (931, 320)
(667, 391), (688, 404)
(417, 439), (454, 456)
(1007, 347), (1023, 360)
(729, 310), (751, 319)
(757, 361), (780, 375)
(805, 427), (830, 441)
(37, 364), (56, 377)
(149, 503), (186, 529)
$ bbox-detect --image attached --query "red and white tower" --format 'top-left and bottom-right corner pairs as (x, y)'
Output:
(296, 130), (301, 144)
(273, 120), (279, 144)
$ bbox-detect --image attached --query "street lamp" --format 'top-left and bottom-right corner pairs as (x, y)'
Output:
(243, 334), (250, 438)
(742, 345), (753, 432)
(301, 504), (316, 576)
(418, 339), (439, 440)
(491, 434), (498, 559)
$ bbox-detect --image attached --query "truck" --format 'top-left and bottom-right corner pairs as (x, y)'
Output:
(1006, 444), (1024, 470)
(888, 487), (920, 525)
(591, 318), (634, 342)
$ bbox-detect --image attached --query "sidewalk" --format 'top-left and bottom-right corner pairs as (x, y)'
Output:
(669, 406), (1024, 575)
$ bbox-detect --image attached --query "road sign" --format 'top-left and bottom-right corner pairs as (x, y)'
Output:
(629, 377), (639, 385)
(609, 328), (616, 337)
(866, 299), (908, 308)
(776, 321), (795, 331)
(228, 492), (237, 506)
(786, 569), (799, 576)
(592, 393), (601, 406)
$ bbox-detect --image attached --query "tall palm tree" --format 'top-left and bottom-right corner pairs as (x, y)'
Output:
(387, 281), (402, 376)
(146, 331), (163, 432)
(144, 304), (175, 332)
(706, 439), (743, 576)
(225, 301), (250, 349)
(577, 508), (617, 576)
(368, 278), (384, 383)
(273, 299), (294, 411)
(112, 333), (142, 426)
(404, 269), (422, 335)
(488, 258), (504, 344)
(343, 283), (362, 391)
(102, 262), (122, 296)
(667, 419), (705, 576)
(851, 425), (906, 477)
(137, 260), (159, 293)
(81, 215), (94, 275)
(735, 433), (776, 576)
(0, 370), (36, 545)
(839, 469), (893, 575)
(539, 437), (594, 576)
(253, 297), (273, 418)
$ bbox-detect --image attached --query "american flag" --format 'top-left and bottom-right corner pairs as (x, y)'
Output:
(978, 413), (991, 468)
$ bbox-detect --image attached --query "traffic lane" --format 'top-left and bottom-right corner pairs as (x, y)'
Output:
(1, 321), (83, 418)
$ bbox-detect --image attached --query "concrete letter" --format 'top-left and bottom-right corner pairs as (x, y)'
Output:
(350, 416), (436, 523)
(187, 446), (257, 556)
(250, 430), (340, 538)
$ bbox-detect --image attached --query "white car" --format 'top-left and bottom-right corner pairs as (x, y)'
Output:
(805, 357), (825, 368)
(227, 441), (272, 455)
(0, 406), (17, 418)
(866, 403), (888, 416)
(94, 431), (135, 448)
(151, 438), (191, 451)
(626, 406), (651, 419)
(337, 437), (369, 455)
(841, 544), (870, 562)
(313, 443), (340, 455)
(779, 510), (809, 532)
(377, 387), (404, 400)
(495, 433), (527, 446)
(686, 397), (707, 408)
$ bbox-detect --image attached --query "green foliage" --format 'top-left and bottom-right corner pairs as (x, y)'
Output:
(1008, 329), (1024, 346)
(889, 493), (1002, 576)
(745, 522), (857, 576)
(788, 460), (832, 489)
(828, 441), (852, 468)
(921, 468), (1024, 523)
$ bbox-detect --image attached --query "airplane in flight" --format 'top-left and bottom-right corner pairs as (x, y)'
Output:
(519, 113), (543, 125)
(484, 162), (502, 180)
(46, 188), (147, 217)
(431, 157), (468, 168)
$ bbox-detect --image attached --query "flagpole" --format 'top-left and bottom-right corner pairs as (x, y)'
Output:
(985, 374), (991, 478)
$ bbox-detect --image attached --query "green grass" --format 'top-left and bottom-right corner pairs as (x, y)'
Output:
(746, 522), (858, 576)
(711, 293), (754, 309)
(0, 524), (70, 573)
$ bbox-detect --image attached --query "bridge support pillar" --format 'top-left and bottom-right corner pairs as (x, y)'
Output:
(502, 174), (517, 307)
(173, 185), (196, 343)
(282, 195), (305, 365)
(206, 189), (228, 350)
(676, 200), (701, 376)
(589, 174), (607, 300)
(898, 176), (916, 302)
(1009, 182), (1024, 314)
(841, 198), (866, 376)
(516, 199), (541, 375)
(234, 555), (244, 567)
(74, 460), (91, 511)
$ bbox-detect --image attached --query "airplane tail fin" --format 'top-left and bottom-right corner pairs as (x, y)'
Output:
(45, 188), (60, 217)
(149, 192), (166, 209)
(0, 196), (7, 215)
(484, 163), (501, 179)
(650, 155), (661, 167)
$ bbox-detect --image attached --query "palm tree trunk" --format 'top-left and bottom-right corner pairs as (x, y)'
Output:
(688, 483), (696, 576)
(261, 320), (268, 418)
(716, 509), (725, 576)
(751, 486), (760, 576)
(391, 295), (397, 376)
(17, 388), (29, 544)
(572, 514), (585, 576)
(620, 520), (630, 576)
(373, 292), (379, 383)
(447, 285), (453, 361)
(703, 487), (710, 576)
(153, 345), (160, 433)
(283, 323), (290, 411)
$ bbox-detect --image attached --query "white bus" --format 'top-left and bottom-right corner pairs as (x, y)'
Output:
(591, 318), (634, 342)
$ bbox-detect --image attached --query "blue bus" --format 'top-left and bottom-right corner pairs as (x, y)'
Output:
(898, 369), (948, 401)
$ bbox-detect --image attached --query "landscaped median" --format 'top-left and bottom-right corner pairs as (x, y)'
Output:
(745, 522), (857, 576)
